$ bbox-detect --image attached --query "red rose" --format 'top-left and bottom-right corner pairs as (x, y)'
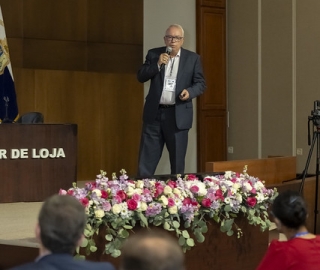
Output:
(183, 198), (192, 205)
(80, 197), (89, 207)
(116, 190), (127, 201)
(127, 199), (138, 210)
(246, 197), (257, 207)
(101, 190), (108, 199)
(215, 189), (224, 200)
(191, 200), (199, 207)
(201, 198), (211, 208)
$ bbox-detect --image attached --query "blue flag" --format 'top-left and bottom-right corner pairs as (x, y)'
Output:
(0, 6), (18, 123)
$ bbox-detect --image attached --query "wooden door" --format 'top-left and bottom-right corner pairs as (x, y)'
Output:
(196, 0), (227, 172)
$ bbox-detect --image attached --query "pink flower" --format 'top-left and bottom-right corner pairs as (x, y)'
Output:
(201, 198), (211, 208)
(167, 180), (177, 189)
(154, 182), (164, 198)
(59, 189), (67, 195)
(132, 193), (141, 201)
(190, 185), (199, 193)
(127, 199), (138, 210)
(246, 197), (257, 207)
(187, 174), (197, 181)
(168, 198), (175, 207)
(114, 195), (122, 204)
(67, 189), (74, 196)
(85, 181), (97, 190)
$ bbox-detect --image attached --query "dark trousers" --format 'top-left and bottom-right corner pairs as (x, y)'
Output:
(137, 106), (189, 178)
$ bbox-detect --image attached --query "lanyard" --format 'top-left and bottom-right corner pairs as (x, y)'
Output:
(169, 57), (176, 77)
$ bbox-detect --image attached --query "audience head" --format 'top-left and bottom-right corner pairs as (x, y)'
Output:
(37, 194), (86, 254)
(271, 190), (308, 230)
(120, 229), (185, 270)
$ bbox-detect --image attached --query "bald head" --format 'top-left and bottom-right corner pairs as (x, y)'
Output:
(120, 230), (185, 270)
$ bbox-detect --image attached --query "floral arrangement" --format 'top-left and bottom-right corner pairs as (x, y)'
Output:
(59, 166), (277, 258)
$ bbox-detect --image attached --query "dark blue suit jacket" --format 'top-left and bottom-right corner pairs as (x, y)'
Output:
(7, 253), (115, 270)
(137, 46), (206, 130)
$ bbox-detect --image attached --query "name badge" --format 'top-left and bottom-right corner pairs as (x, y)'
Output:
(164, 78), (176, 92)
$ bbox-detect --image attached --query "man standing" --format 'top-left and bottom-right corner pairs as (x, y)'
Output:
(137, 24), (206, 177)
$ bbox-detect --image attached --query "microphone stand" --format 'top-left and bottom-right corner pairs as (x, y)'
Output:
(2, 96), (12, 123)
(299, 117), (320, 234)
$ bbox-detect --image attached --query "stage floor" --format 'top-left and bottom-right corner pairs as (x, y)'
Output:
(0, 201), (42, 248)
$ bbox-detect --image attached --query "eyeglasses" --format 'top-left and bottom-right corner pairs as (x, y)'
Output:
(165, 35), (184, 42)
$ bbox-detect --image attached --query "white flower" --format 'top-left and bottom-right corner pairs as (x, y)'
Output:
(126, 186), (135, 197)
(168, 205), (178, 214)
(112, 204), (122, 214)
(160, 195), (168, 206)
(254, 181), (264, 190)
(224, 197), (231, 204)
(186, 181), (207, 196)
(256, 192), (265, 203)
(164, 185), (173, 195)
(243, 182), (252, 191)
(173, 188), (181, 196)
(224, 171), (232, 179)
(92, 189), (102, 197)
(235, 193), (243, 203)
(94, 209), (105, 219)
(140, 201), (148, 211)
(135, 180), (144, 189)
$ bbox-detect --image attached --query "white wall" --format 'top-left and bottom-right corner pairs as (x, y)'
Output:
(143, 0), (197, 175)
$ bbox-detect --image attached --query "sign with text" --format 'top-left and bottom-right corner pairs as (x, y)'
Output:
(0, 148), (66, 159)
(0, 124), (77, 203)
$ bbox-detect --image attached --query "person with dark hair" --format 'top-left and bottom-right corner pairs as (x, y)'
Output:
(137, 24), (206, 177)
(120, 229), (185, 270)
(256, 190), (320, 270)
(8, 194), (115, 270)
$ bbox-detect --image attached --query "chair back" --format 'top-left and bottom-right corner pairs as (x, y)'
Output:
(16, 112), (44, 124)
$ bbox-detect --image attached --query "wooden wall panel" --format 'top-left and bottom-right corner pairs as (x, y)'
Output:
(1, 0), (23, 38)
(0, 0), (144, 181)
(100, 73), (142, 177)
(23, 39), (87, 70)
(14, 69), (143, 181)
(23, 0), (87, 41)
(13, 68), (36, 111)
(88, 43), (142, 73)
(88, 0), (143, 44)
(7, 38), (23, 68)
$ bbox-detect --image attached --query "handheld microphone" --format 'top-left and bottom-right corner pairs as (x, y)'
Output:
(160, 46), (172, 70)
